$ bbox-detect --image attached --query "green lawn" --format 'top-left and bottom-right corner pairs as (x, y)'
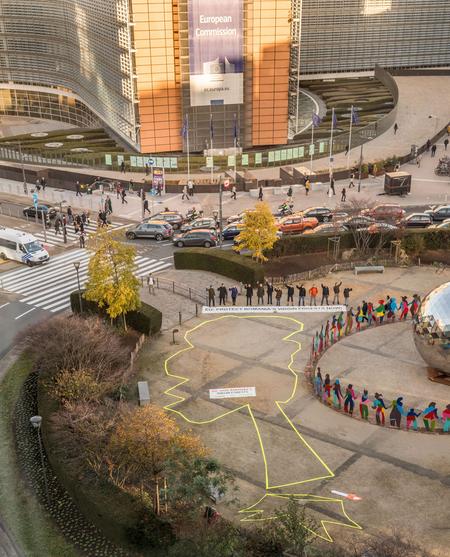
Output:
(0, 353), (79, 557)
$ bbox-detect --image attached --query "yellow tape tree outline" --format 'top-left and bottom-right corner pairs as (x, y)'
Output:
(163, 315), (361, 541)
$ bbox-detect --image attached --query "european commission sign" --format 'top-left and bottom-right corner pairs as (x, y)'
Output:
(188, 0), (243, 106)
(202, 306), (347, 314)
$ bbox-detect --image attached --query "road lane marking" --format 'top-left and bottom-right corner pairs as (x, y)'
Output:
(15, 307), (36, 320)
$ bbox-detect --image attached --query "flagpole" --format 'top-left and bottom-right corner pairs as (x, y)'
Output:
(329, 107), (335, 180)
(186, 114), (191, 186)
(210, 113), (214, 184)
(310, 114), (314, 172)
(347, 105), (353, 170)
(233, 113), (237, 179)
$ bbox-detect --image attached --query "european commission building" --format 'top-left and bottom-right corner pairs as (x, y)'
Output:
(0, 0), (449, 153)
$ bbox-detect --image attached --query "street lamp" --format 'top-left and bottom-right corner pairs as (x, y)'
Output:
(218, 174), (224, 248)
(358, 137), (373, 193)
(17, 140), (28, 194)
(73, 261), (83, 312)
(30, 415), (50, 503)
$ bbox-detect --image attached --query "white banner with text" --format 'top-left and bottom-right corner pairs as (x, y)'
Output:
(202, 305), (346, 314)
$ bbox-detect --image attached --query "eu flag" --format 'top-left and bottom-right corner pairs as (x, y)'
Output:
(351, 106), (359, 125)
(332, 109), (338, 129)
(312, 112), (322, 127)
(210, 114), (214, 140)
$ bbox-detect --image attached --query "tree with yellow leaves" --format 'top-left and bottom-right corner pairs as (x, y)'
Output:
(233, 201), (279, 262)
(84, 228), (140, 329)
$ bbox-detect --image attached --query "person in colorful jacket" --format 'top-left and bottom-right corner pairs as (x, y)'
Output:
(399, 296), (409, 320)
(389, 396), (407, 428)
(332, 379), (343, 409)
(323, 374), (332, 405)
(406, 408), (421, 431)
(422, 402), (439, 432)
(375, 300), (385, 324)
(345, 308), (354, 335)
(344, 384), (356, 415)
(442, 404), (450, 433)
(372, 393), (387, 425)
(314, 368), (323, 397)
(360, 390), (370, 420)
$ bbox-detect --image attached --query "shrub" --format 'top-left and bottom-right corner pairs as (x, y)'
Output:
(269, 232), (355, 257)
(70, 290), (162, 335)
(174, 248), (265, 283)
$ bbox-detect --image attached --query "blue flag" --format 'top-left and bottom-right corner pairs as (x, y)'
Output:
(332, 109), (338, 129)
(351, 106), (359, 125)
(180, 114), (188, 139)
(210, 114), (214, 140)
(312, 112), (321, 128)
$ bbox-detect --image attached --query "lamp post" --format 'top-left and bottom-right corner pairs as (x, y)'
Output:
(357, 137), (373, 193)
(218, 174), (223, 248)
(30, 415), (50, 503)
(18, 140), (28, 194)
(73, 261), (83, 312)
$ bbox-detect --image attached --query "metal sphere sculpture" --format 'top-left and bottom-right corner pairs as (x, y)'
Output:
(413, 282), (450, 376)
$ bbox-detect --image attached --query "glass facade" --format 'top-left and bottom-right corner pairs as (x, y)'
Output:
(297, 0), (450, 75)
(0, 0), (138, 147)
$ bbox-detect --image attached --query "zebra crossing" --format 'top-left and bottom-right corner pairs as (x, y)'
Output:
(0, 249), (172, 313)
(33, 220), (130, 248)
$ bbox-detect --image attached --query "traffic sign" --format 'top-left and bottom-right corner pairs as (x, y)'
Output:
(223, 179), (230, 190)
(148, 158), (155, 166)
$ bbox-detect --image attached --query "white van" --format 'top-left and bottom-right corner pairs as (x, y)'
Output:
(0, 227), (49, 266)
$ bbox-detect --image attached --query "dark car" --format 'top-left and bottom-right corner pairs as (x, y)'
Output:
(149, 211), (184, 229)
(126, 220), (173, 241)
(221, 223), (245, 240)
(173, 229), (218, 248)
(301, 207), (334, 222)
(401, 213), (433, 228)
(180, 217), (217, 233)
(23, 204), (56, 219)
(424, 205), (450, 222)
(361, 204), (405, 222)
(342, 215), (375, 230)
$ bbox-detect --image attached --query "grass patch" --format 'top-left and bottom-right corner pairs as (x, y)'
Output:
(0, 352), (78, 557)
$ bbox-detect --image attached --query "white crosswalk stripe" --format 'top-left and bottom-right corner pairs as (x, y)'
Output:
(0, 248), (172, 313)
(33, 220), (129, 248)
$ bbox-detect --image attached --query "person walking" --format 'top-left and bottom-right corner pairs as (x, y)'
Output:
(218, 284), (228, 306)
(444, 138), (449, 151)
(309, 284), (318, 306)
(79, 231), (86, 248)
(406, 408), (421, 431)
(143, 199), (150, 215)
(231, 185), (237, 200)
(332, 281), (342, 304)
(286, 284), (294, 306)
(329, 177), (336, 196)
(147, 273), (155, 295)
(120, 160), (125, 173)
(67, 205), (73, 224)
(320, 283), (330, 305)
(389, 397), (406, 428)
(54, 218), (61, 235)
(367, 301), (376, 326)
(257, 283), (265, 305)
(287, 186), (293, 200)
(373, 393), (387, 425)
(399, 296), (409, 320)
(442, 404), (450, 433)
(245, 284), (254, 306)
(75, 181), (82, 197)
(314, 368), (323, 397)
(340, 188), (346, 202)
(343, 286), (352, 306)
(258, 186), (263, 201)
(181, 185), (190, 201)
(266, 282), (274, 305)
(275, 287), (283, 306)
(207, 285), (216, 307)
(229, 285), (238, 306)
(305, 178), (311, 196)
(393, 122), (398, 135)
(410, 294), (420, 318)
(121, 188), (128, 204)
(323, 374), (332, 405)
(297, 284), (306, 306)
(422, 402), (439, 432)
(431, 144), (437, 157)
(106, 196), (113, 215)
(344, 384), (356, 416)
(426, 138), (431, 152)
(187, 181), (194, 197)
(359, 390), (370, 420)
(332, 379), (343, 409)
(129, 179), (134, 193)
(376, 300), (386, 324)
(348, 172), (355, 189)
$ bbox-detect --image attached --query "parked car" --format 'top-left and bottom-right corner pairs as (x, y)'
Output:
(126, 220), (173, 241)
(304, 223), (348, 235)
(331, 211), (349, 221)
(23, 204), (56, 220)
(221, 223), (245, 240)
(277, 215), (318, 234)
(361, 204), (405, 222)
(430, 219), (450, 230)
(424, 205), (450, 222)
(300, 207), (334, 222)
(173, 229), (218, 248)
(342, 215), (375, 230)
(367, 222), (399, 233)
(400, 213), (433, 228)
(147, 211), (184, 229)
(180, 217), (217, 233)
(226, 210), (254, 225)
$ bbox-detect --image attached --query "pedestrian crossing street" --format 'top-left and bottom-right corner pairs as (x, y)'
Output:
(0, 249), (172, 313)
(33, 220), (130, 248)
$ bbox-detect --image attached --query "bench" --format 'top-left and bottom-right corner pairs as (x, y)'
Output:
(354, 265), (385, 275)
(138, 381), (150, 406)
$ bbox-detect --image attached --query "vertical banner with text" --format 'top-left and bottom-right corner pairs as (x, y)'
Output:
(188, 0), (243, 106)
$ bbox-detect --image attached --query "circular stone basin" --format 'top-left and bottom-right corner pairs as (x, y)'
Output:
(30, 132), (49, 138)
(318, 322), (449, 411)
(70, 147), (91, 153)
(66, 134), (85, 140)
(44, 142), (64, 148)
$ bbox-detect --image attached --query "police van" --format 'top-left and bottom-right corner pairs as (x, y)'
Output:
(0, 227), (49, 266)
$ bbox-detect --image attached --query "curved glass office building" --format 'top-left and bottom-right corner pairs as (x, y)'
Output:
(0, 0), (449, 153)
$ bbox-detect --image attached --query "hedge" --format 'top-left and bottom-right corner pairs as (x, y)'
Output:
(174, 247), (265, 283)
(70, 291), (162, 335)
(268, 229), (450, 257)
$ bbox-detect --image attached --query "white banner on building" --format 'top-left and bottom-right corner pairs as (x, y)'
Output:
(202, 305), (346, 314)
(209, 387), (256, 399)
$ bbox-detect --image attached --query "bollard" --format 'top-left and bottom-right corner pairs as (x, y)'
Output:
(173, 281), (175, 293)
(141, 276), (144, 287)
(189, 288), (192, 300)
(179, 311), (182, 326)
(195, 304), (198, 317)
